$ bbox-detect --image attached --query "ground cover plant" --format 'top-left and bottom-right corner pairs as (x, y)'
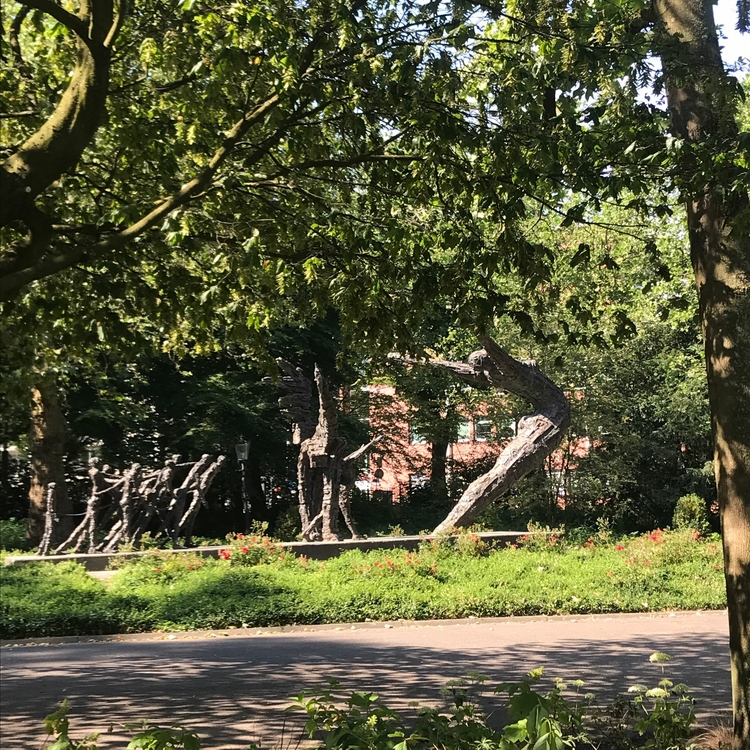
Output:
(0, 529), (726, 639)
(37, 659), (727, 750)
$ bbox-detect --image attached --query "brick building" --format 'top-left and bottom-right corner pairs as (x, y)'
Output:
(360, 384), (590, 503)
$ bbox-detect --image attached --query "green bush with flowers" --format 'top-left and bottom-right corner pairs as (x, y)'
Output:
(0, 527), (726, 638)
(220, 530), (288, 567)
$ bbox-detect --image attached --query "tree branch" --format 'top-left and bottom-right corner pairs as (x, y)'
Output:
(0, 202), (53, 276)
(8, 5), (31, 71)
(0, 93), (280, 299)
(22, 0), (95, 52)
(397, 337), (571, 533)
(0, 11), (350, 299)
(0, 110), (38, 119)
(104, 0), (128, 48)
(2, 0), (117, 217)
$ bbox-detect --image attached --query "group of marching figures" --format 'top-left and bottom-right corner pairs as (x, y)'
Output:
(37, 454), (226, 556)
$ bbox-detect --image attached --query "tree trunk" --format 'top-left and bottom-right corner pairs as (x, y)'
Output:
(427, 337), (570, 533)
(430, 441), (449, 500)
(27, 379), (72, 546)
(655, 1), (750, 745)
(0, 1), (117, 298)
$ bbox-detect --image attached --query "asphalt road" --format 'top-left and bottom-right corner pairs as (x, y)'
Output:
(0, 610), (731, 750)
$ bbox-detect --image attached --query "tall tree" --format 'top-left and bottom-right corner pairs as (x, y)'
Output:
(27, 377), (71, 544)
(653, 2), (750, 741)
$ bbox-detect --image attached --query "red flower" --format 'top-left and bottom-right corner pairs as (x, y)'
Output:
(241, 546), (249, 553)
(237, 534), (245, 540)
(616, 544), (625, 551)
(219, 549), (232, 560)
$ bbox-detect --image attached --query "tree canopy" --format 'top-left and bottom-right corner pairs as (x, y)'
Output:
(2, 0), (689, 361)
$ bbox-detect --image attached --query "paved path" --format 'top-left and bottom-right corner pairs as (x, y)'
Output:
(0, 610), (731, 749)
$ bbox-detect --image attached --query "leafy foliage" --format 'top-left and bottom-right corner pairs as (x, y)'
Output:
(672, 495), (711, 535)
(0, 517), (28, 551)
(39, 701), (200, 750)
(4, 0), (727, 369)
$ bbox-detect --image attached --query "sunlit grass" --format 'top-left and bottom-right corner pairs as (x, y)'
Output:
(0, 530), (726, 638)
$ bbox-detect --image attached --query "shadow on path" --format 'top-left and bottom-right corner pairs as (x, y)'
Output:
(0, 614), (731, 749)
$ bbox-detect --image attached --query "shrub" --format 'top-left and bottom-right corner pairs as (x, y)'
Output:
(221, 524), (288, 566)
(673, 494), (710, 535)
(517, 522), (566, 552)
(40, 700), (201, 750)
(271, 503), (302, 541)
(418, 527), (488, 559)
(2, 529), (726, 638)
(295, 659), (696, 750)
(0, 517), (28, 551)
(0, 561), (152, 638)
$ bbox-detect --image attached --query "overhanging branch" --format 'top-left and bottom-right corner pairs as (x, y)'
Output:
(23, 0), (97, 53)
(396, 337), (571, 532)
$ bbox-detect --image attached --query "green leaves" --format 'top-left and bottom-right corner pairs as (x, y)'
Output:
(42, 701), (101, 750)
(125, 724), (200, 750)
(648, 651), (673, 665)
(569, 244), (591, 268)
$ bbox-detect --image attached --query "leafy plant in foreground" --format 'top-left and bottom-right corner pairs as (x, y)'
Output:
(39, 654), (701, 750)
(41, 701), (201, 750)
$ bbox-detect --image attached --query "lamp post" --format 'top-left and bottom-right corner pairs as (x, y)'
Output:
(234, 441), (250, 533)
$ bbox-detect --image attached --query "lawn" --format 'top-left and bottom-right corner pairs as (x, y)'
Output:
(0, 529), (726, 639)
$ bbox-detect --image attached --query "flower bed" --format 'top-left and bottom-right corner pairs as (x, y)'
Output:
(0, 529), (726, 639)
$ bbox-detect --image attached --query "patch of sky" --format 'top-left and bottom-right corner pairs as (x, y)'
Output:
(715, 0), (749, 72)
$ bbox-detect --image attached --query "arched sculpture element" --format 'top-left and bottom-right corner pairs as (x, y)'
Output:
(424, 336), (571, 533)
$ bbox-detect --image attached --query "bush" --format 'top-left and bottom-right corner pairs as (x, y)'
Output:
(672, 494), (710, 534)
(270, 503), (302, 541)
(0, 517), (28, 551)
(222, 528), (287, 566)
(0, 561), (153, 638)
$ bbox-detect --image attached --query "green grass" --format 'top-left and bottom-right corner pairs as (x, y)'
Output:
(0, 530), (726, 639)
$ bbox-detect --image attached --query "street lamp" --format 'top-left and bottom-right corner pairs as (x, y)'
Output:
(234, 441), (250, 532)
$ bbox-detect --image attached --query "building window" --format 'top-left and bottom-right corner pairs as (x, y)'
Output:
(456, 417), (470, 442)
(474, 417), (492, 441)
(409, 474), (428, 489)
